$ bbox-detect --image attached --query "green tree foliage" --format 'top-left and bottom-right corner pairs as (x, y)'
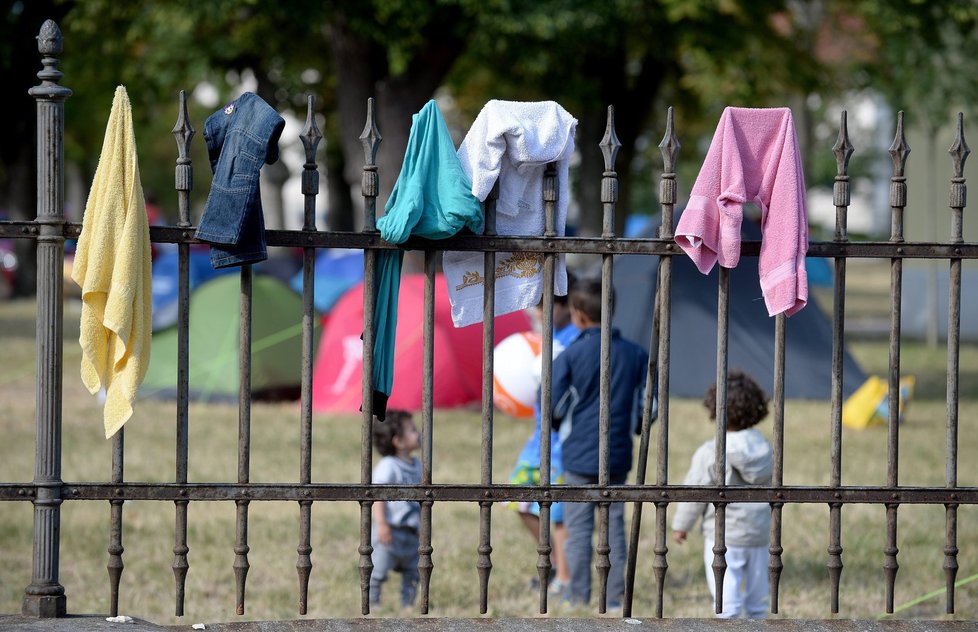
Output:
(450, 0), (828, 234)
(57, 0), (482, 233)
(845, 0), (978, 130)
(5, 0), (977, 261)
(60, 0), (326, 222)
(322, 0), (481, 231)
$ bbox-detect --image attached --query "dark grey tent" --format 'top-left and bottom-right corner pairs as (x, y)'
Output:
(612, 217), (866, 399)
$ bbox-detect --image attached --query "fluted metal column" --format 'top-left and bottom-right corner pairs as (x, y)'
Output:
(23, 19), (71, 618)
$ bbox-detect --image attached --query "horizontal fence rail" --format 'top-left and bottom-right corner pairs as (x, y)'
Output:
(3, 222), (978, 259)
(2, 18), (975, 623)
(3, 483), (978, 504)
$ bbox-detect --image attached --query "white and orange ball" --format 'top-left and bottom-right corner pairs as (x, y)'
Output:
(492, 331), (542, 418)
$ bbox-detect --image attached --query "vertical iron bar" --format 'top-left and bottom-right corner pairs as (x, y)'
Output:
(23, 19), (71, 618)
(651, 108), (679, 618)
(828, 110), (853, 613)
(768, 314), (786, 613)
(419, 251), (436, 614)
(625, 281), (659, 617)
(712, 267), (730, 615)
(296, 501), (312, 616)
(296, 94), (322, 615)
(883, 111), (910, 613)
(536, 158), (559, 614)
(477, 183), (499, 614)
(595, 503), (610, 615)
(622, 278), (668, 618)
(945, 112), (968, 614)
(358, 98), (381, 614)
(233, 266), (254, 615)
(107, 432), (124, 617)
(171, 89), (194, 618)
(595, 109), (620, 615)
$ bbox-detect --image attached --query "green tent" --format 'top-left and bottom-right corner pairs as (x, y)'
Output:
(141, 274), (319, 402)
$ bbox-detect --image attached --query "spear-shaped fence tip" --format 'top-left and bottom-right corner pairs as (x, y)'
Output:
(888, 111), (910, 176)
(833, 110), (853, 176)
(360, 97), (382, 166)
(600, 105), (621, 171)
(949, 112), (970, 177)
(300, 94), (323, 161)
(658, 106), (680, 174)
(172, 90), (195, 151)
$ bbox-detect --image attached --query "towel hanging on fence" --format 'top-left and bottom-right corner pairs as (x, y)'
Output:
(369, 99), (483, 419)
(72, 86), (153, 438)
(444, 100), (577, 328)
(674, 106), (809, 317)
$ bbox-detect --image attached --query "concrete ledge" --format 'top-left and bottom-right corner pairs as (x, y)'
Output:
(3, 617), (977, 632)
(0, 615), (166, 631)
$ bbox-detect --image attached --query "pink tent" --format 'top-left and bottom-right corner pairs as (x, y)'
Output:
(313, 273), (531, 413)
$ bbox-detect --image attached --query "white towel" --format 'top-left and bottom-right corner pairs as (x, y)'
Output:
(444, 100), (577, 328)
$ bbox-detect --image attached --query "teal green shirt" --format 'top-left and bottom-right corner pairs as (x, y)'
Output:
(370, 100), (483, 418)
(378, 99), (483, 242)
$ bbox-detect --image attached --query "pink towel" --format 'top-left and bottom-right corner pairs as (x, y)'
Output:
(675, 107), (808, 317)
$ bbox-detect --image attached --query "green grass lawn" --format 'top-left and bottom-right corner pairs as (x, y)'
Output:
(1, 286), (977, 624)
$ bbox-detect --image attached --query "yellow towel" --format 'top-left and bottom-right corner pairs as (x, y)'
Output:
(71, 86), (152, 438)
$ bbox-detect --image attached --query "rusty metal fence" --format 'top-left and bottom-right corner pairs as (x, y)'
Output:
(2, 19), (976, 622)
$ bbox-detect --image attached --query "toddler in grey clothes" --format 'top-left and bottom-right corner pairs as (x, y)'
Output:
(672, 370), (773, 619)
(370, 410), (422, 609)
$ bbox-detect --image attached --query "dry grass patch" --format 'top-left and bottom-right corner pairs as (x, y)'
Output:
(2, 296), (977, 623)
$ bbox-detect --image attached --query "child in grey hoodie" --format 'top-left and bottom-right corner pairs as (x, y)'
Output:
(672, 370), (773, 619)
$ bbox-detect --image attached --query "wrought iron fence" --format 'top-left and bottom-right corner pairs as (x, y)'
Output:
(1, 18), (976, 622)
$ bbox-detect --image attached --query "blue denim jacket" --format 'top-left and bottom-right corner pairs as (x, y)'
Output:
(195, 92), (285, 268)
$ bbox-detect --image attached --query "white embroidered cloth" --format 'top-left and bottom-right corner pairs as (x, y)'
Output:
(444, 100), (577, 327)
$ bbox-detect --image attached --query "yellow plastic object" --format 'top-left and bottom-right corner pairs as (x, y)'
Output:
(842, 375), (915, 429)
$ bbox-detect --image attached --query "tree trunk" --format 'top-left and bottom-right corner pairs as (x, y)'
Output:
(576, 112), (604, 237)
(327, 18), (379, 232)
(327, 9), (469, 233)
(324, 122), (354, 232)
(574, 41), (663, 237)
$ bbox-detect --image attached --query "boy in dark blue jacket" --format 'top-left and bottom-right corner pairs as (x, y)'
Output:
(551, 278), (649, 609)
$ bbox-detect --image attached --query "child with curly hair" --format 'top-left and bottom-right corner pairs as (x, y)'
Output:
(671, 370), (773, 619)
(370, 410), (422, 609)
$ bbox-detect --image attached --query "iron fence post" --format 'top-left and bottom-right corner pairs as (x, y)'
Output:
(23, 18), (71, 618)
